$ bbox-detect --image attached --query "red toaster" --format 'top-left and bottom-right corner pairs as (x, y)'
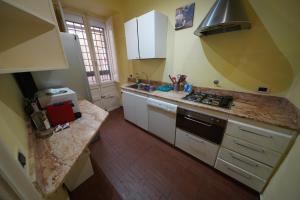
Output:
(46, 101), (75, 126)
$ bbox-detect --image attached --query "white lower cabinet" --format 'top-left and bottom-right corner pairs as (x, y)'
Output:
(222, 135), (281, 167)
(175, 128), (219, 166)
(216, 118), (295, 192)
(215, 158), (266, 192)
(121, 91), (296, 193)
(122, 91), (148, 130)
(226, 120), (293, 153)
(218, 147), (273, 180)
(122, 91), (136, 124)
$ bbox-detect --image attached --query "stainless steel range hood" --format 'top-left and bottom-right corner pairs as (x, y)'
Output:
(194, 0), (251, 36)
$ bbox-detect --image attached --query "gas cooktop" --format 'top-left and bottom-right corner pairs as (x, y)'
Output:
(183, 92), (233, 109)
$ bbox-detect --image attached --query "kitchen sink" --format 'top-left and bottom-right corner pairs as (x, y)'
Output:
(127, 83), (156, 92)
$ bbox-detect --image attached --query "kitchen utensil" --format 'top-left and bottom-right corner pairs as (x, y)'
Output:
(168, 75), (174, 84)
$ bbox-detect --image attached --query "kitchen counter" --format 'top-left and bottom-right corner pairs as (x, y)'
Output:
(29, 100), (109, 196)
(121, 83), (300, 131)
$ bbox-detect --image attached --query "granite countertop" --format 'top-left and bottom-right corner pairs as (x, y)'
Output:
(29, 100), (109, 196)
(121, 83), (300, 131)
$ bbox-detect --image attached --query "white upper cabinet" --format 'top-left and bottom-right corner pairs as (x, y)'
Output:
(124, 10), (168, 60)
(124, 18), (140, 60)
(0, 0), (68, 73)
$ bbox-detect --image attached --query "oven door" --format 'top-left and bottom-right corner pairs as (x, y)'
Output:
(176, 108), (227, 144)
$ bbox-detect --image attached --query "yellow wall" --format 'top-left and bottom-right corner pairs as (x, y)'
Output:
(261, 136), (300, 200)
(0, 0), (299, 199)
(247, 0), (300, 107)
(247, 2), (300, 199)
(59, 0), (300, 99)
(121, 2), (300, 200)
(120, 0), (298, 96)
(287, 72), (300, 108)
(0, 74), (29, 174)
(59, 2), (300, 200)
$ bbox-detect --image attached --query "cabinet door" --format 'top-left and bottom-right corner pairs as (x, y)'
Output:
(124, 18), (140, 60)
(0, 0), (68, 73)
(122, 92), (136, 124)
(137, 11), (168, 59)
(134, 94), (148, 130)
(137, 11), (155, 58)
(148, 106), (176, 144)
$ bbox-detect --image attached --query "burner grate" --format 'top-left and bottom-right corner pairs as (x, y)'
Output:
(183, 92), (233, 109)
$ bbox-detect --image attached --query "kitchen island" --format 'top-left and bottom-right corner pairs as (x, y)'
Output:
(28, 100), (109, 197)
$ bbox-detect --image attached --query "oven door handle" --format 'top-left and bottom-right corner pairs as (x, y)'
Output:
(184, 116), (212, 127)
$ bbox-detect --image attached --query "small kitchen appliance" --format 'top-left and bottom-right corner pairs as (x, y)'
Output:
(37, 88), (80, 113)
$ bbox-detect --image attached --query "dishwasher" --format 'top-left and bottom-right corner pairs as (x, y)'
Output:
(147, 98), (177, 144)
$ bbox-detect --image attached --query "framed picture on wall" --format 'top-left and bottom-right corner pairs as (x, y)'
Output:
(175, 2), (195, 30)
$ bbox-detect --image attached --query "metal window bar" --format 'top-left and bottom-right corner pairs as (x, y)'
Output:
(65, 21), (97, 85)
(90, 26), (112, 82)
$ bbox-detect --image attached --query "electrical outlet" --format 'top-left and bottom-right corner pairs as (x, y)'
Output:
(257, 86), (270, 93)
(18, 151), (26, 168)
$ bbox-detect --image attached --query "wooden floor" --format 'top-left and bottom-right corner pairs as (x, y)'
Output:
(70, 108), (259, 200)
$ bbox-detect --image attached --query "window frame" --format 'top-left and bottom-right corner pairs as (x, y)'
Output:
(63, 11), (115, 86)
(89, 18), (113, 83)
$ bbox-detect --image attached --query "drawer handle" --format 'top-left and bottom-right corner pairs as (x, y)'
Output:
(101, 95), (114, 99)
(239, 128), (272, 139)
(187, 134), (204, 143)
(230, 153), (259, 167)
(234, 140), (265, 153)
(226, 166), (252, 179)
(184, 116), (212, 127)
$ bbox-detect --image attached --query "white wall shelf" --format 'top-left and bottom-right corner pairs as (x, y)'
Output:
(0, 0), (68, 74)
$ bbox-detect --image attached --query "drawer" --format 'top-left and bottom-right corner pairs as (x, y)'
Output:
(218, 147), (273, 180)
(91, 88), (101, 101)
(175, 128), (219, 166)
(226, 120), (293, 153)
(215, 158), (266, 192)
(222, 135), (281, 167)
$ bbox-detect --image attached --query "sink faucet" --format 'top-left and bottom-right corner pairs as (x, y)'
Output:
(140, 72), (150, 84)
(134, 72), (149, 84)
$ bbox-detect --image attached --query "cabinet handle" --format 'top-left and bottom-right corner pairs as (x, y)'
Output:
(184, 116), (212, 127)
(226, 166), (252, 179)
(239, 127), (272, 139)
(233, 140), (265, 153)
(230, 153), (259, 167)
(186, 134), (204, 143)
(101, 95), (114, 99)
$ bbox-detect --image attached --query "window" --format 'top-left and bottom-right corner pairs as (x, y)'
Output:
(65, 21), (97, 85)
(64, 13), (115, 85)
(91, 26), (111, 82)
